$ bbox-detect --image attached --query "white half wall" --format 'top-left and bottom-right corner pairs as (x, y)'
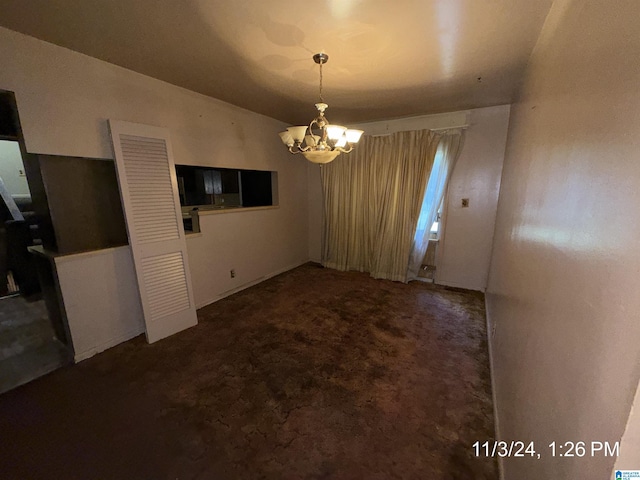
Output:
(307, 105), (510, 290)
(54, 246), (144, 362)
(187, 205), (308, 309)
(0, 27), (309, 355)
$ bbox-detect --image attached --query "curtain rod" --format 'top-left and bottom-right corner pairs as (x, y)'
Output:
(368, 124), (470, 137)
(430, 124), (469, 131)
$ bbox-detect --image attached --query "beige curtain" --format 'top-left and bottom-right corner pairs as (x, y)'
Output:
(320, 129), (441, 282)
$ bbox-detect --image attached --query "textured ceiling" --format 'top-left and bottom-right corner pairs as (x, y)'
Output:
(0, 0), (552, 126)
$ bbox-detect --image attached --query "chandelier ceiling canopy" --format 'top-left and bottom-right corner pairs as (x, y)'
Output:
(279, 53), (363, 164)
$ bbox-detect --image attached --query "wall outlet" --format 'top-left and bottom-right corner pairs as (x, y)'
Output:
(461, 198), (469, 208)
(230, 269), (236, 278)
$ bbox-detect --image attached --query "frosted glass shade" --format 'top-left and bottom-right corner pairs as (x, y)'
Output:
(302, 150), (341, 164)
(287, 126), (308, 143)
(279, 131), (294, 146)
(335, 135), (347, 148)
(326, 125), (347, 141)
(345, 129), (364, 143)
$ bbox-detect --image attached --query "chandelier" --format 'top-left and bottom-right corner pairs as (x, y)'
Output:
(279, 53), (363, 164)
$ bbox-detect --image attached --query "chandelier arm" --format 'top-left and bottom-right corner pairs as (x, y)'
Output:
(308, 118), (329, 147)
(335, 145), (354, 154)
(289, 145), (307, 154)
(293, 141), (313, 152)
(289, 147), (315, 154)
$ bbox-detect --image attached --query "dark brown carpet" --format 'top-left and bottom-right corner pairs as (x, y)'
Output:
(0, 263), (498, 479)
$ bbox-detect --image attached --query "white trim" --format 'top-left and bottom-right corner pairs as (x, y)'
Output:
(429, 125), (469, 132)
(195, 205), (279, 216)
(51, 245), (131, 263)
(435, 279), (485, 292)
(485, 297), (505, 480)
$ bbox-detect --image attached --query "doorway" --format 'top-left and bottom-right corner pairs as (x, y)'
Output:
(0, 91), (69, 394)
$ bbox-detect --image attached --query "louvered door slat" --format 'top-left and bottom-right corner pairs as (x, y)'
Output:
(120, 134), (181, 245)
(140, 252), (190, 323)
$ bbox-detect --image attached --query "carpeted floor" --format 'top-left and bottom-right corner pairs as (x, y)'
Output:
(0, 263), (498, 479)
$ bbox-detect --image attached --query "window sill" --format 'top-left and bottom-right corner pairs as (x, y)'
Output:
(195, 205), (279, 216)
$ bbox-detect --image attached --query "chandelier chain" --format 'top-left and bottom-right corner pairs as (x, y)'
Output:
(319, 59), (324, 103)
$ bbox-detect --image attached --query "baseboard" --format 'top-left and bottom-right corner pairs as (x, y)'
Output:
(485, 296), (505, 480)
(195, 260), (309, 310)
(435, 278), (485, 292)
(73, 326), (144, 363)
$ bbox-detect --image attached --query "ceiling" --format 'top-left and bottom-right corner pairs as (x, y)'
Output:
(0, 0), (553, 126)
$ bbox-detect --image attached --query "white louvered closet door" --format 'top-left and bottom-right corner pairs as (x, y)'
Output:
(109, 120), (197, 343)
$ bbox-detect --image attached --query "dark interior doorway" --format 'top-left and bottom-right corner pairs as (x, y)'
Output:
(0, 90), (70, 394)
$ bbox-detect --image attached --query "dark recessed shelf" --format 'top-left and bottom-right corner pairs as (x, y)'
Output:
(0, 134), (19, 142)
(176, 165), (275, 209)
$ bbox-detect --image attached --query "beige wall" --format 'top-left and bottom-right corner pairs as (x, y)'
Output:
(486, 1), (640, 478)
(307, 105), (510, 291)
(187, 205), (308, 309)
(616, 381), (640, 470)
(437, 105), (510, 290)
(0, 27), (309, 355)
